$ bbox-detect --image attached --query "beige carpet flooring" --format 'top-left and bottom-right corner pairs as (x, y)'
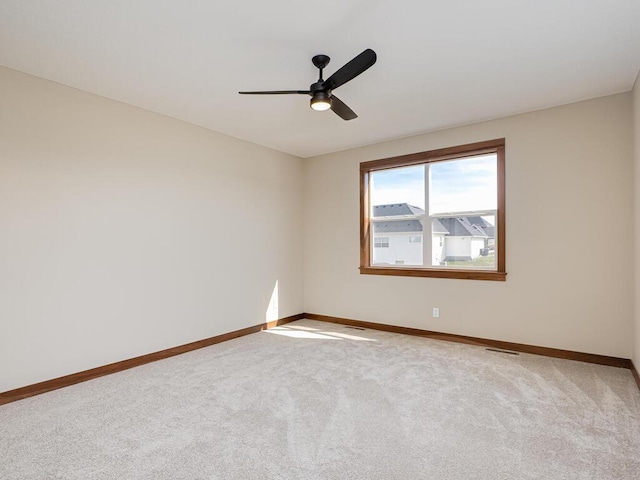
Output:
(1, 319), (639, 479)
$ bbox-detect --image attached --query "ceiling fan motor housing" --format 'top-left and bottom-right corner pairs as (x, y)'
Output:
(310, 81), (330, 95)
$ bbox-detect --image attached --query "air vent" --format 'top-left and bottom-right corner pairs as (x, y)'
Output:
(486, 348), (519, 356)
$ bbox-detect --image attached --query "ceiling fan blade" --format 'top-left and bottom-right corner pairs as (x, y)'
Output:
(330, 95), (357, 121)
(324, 49), (376, 91)
(239, 90), (310, 95)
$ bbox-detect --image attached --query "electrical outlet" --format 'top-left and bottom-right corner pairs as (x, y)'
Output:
(432, 307), (440, 318)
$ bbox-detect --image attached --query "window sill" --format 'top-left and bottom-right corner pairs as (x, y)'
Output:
(359, 266), (507, 281)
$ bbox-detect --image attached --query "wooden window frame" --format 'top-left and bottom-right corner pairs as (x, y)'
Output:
(360, 138), (506, 281)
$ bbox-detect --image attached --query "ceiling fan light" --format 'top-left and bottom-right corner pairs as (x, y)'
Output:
(310, 92), (332, 111)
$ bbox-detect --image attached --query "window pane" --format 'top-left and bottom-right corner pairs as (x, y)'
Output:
(429, 155), (497, 270)
(374, 237), (389, 248)
(370, 165), (425, 266)
(429, 154), (497, 214)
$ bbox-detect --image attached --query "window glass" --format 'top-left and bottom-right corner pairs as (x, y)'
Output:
(370, 165), (425, 267)
(429, 154), (497, 270)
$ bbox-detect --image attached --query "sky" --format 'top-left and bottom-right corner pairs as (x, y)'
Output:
(371, 154), (497, 214)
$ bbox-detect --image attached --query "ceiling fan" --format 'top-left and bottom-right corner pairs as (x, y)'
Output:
(239, 49), (377, 121)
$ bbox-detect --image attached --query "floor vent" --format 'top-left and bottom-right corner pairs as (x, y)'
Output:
(344, 326), (366, 331)
(486, 348), (520, 356)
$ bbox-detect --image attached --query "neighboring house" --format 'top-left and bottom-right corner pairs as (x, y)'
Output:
(372, 204), (425, 265)
(438, 216), (494, 262)
(372, 203), (494, 265)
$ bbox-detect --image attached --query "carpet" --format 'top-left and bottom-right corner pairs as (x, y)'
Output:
(1, 319), (639, 479)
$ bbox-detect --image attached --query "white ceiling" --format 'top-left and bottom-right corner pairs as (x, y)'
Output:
(1, 0), (639, 158)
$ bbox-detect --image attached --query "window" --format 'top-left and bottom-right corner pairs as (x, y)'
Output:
(374, 237), (389, 248)
(360, 139), (505, 281)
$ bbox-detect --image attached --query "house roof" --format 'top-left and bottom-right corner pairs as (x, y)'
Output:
(432, 218), (449, 234)
(372, 204), (492, 237)
(373, 220), (422, 233)
(466, 216), (495, 238)
(373, 203), (426, 234)
(373, 204), (425, 217)
(438, 217), (489, 238)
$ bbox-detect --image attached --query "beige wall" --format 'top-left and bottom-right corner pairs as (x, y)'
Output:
(634, 74), (640, 367)
(1, 65), (636, 394)
(0, 67), (304, 392)
(304, 94), (634, 358)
